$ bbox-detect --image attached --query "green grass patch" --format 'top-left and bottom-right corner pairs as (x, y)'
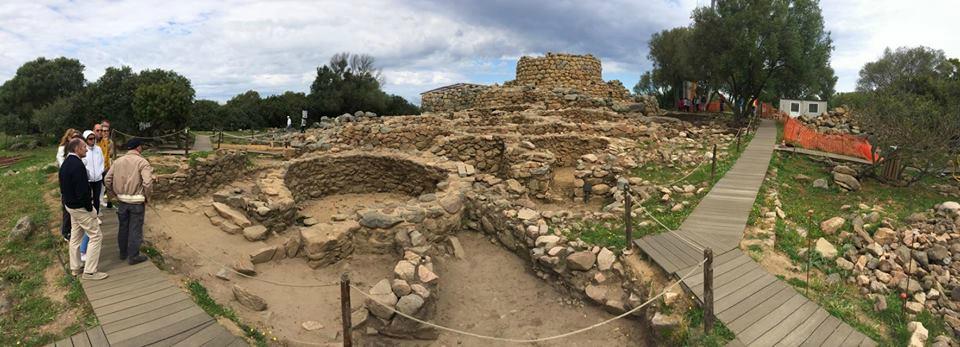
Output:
(669, 306), (736, 346)
(187, 150), (212, 167)
(186, 280), (267, 346)
(0, 146), (96, 346)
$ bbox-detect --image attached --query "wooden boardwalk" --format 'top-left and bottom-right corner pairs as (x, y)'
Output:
(50, 212), (245, 347)
(636, 120), (876, 346)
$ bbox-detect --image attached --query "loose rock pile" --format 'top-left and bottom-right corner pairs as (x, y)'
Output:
(798, 106), (863, 135)
(821, 202), (960, 337)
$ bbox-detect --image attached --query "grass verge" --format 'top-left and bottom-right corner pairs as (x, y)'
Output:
(186, 280), (268, 346)
(0, 147), (96, 346)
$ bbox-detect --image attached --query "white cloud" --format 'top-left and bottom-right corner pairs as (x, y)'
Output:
(822, 0), (960, 92)
(1, 0), (953, 103)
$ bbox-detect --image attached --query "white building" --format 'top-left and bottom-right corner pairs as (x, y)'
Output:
(779, 99), (827, 117)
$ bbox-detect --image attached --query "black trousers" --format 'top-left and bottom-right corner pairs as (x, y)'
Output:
(60, 203), (71, 239)
(90, 180), (102, 214)
(117, 202), (145, 259)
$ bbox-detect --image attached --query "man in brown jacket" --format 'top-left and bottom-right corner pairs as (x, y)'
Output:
(104, 138), (153, 265)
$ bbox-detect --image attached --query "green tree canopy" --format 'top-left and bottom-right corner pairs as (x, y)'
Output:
(132, 70), (195, 134)
(687, 0), (835, 122)
(308, 52), (418, 117)
(0, 57), (85, 133)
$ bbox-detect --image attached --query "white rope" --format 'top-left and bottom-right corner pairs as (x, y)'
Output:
(147, 206), (339, 288)
(114, 128), (187, 140)
(639, 206), (704, 252)
(349, 258), (707, 344)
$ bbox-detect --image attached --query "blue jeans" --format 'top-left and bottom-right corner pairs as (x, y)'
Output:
(80, 234), (89, 254)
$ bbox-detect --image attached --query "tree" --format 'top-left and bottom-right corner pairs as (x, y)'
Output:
(689, 0), (835, 123)
(190, 99), (225, 131)
(224, 90), (262, 130)
(856, 46), (960, 184)
(132, 70), (195, 134)
(0, 57), (85, 133)
(261, 92), (308, 128)
(30, 95), (83, 136)
(307, 52), (418, 117)
(76, 66), (139, 133)
(644, 27), (701, 105)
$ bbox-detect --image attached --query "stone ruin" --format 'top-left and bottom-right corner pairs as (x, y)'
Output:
(145, 52), (750, 343)
(421, 52), (656, 115)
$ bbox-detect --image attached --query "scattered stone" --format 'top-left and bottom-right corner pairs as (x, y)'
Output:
(301, 321), (324, 331)
(7, 216), (33, 241)
(396, 294), (425, 315)
(243, 225), (269, 241)
(220, 221), (242, 234)
(302, 217), (319, 226)
(815, 238), (838, 259)
(820, 217), (845, 234)
(213, 202), (252, 227)
(392, 279), (412, 297)
(359, 210), (403, 229)
(439, 194), (463, 213)
(566, 251), (597, 271)
(215, 268), (231, 281)
(597, 248), (615, 271)
(411, 284), (430, 299)
(233, 257), (256, 276)
(874, 295), (887, 312)
(905, 301), (924, 314)
(233, 285), (267, 311)
(448, 236), (466, 259)
(417, 265), (439, 283)
(836, 257), (854, 271)
(367, 279), (398, 319)
(585, 284), (607, 303)
(394, 261), (416, 281)
(250, 246), (278, 264)
(874, 228), (897, 245)
(908, 321), (928, 347)
(651, 312), (681, 330)
(812, 178), (829, 189)
(834, 172), (861, 191)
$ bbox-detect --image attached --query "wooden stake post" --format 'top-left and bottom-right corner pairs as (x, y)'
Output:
(624, 184), (633, 250)
(703, 248), (715, 334)
(341, 273), (352, 347)
(710, 144), (718, 181)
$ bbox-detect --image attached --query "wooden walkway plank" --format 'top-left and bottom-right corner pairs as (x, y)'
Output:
(737, 293), (808, 344)
(170, 320), (223, 346)
(86, 326), (109, 346)
(715, 274), (779, 314)
(98, 291), (189, 325)
(69, 331), (91, 347)
(202, 328), (245, 347)
(92, 286), (183, 316)
(800, 316), (842, 347)
(746, 300), (820, 347)
(53, 336), (73, 347)
(149, 319), (215, 347)
(102, 300), (198, 335)
(726, 281), (798, 333)
(107, 307), (209, 346)
(774, 308), (830, 347)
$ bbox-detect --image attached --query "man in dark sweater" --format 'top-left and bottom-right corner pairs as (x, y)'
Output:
(59, 138), (108, 280)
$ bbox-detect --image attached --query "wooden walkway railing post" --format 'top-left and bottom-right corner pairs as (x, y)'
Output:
(624, 184), (633, 250)
(711, 144), (718, 181)
(703, 248), (715, 334)
(341, 273), (353, 347)
(736, 130), (742, 152)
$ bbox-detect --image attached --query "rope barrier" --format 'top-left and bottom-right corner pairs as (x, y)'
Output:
(114, 128), (188, 140)
(147, 206), (339, 288)
(349, 258), (707, 344)
(638, 206), (704, 252)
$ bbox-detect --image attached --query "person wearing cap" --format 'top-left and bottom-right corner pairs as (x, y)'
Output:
(104, 138), (153, 265)
(78, 130), (105, 261)
(59, 138), (108, 280)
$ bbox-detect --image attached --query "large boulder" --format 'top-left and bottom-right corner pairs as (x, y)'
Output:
(567, 251), (597, 271)
(366, 279), (399, 319)
(833, 172), (861, 191)
(396, 294), (425, 315)
(820, 217), (845, 234)
(213, 202), (252, 227)
(7, 216), (33, 242)
(908, 321), (928, 347)
(300, 221), (357, 267)
(815, 238), (838, 259)
(242, 225), (269, 241)
(232, 285), (267, 311)
(359, 210), (403, 229)
(874, 227), (897, 245)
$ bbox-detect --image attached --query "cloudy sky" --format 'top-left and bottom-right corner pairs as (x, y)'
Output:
(1, 0), (957, 104)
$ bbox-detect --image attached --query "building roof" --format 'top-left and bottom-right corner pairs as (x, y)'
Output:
(420, 83), (487, 95)
(780, 98), (826, 103)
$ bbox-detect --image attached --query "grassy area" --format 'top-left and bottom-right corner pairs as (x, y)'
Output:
(564, 129), (756, 251)
(756, 123), (955, 345)
(186, 280), (267, 346)
(0, 147), (96, 346)
(661, 306), (736, 346)
(634, 130), (756, 233)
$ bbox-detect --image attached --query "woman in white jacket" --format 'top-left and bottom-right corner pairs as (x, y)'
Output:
(79, 130), (105, 261)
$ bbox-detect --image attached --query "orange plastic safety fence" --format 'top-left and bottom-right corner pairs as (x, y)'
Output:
(782, 117), (877, 163)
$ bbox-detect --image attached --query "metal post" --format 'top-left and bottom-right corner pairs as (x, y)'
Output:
(703, 248), (715, 334)
(736, 130), (742, 152)
(711, 144), (718, 181)
(806, 235), (812, 296)
(624, 184), (633, 250)
(341, 273), (352, 347)
(217, 130), (222, 150)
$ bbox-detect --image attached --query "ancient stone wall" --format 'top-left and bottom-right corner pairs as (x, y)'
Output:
(332, 123), (452, 152)
(462, 189), (645, 313)
(505, 53), (631, 101)
(152, 150), (248, 201)
(420, 84), (490, 113)
(529, 135), (610, 167)
(430, 135), (508, 175)
(284, 153), (450, 202)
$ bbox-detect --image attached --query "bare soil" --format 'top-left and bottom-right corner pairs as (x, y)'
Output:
(147, 199), (395, 345)
(538, 167), (606, 214)
(429, 232), (646, 346)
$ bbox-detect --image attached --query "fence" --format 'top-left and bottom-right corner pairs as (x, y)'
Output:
(781, 116), (878, 163)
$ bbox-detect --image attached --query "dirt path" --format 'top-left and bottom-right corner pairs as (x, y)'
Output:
(430, 232), (647, 346)
(300, 192), (411, 223)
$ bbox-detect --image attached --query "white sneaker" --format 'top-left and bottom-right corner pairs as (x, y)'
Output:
(101, 200), (107, 207)
(81, 253), (87, 262)
(98, 217), (102, 225)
